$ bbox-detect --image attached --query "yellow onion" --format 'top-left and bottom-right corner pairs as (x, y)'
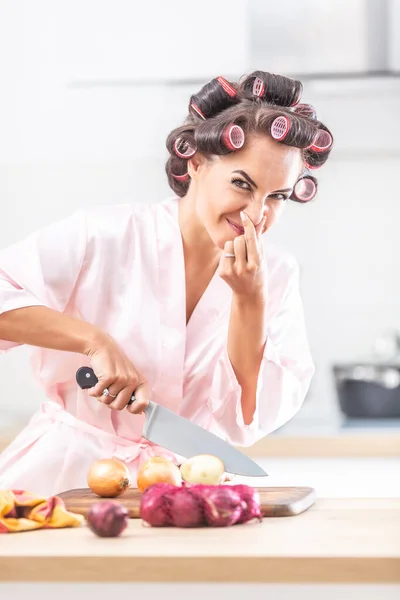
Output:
(87, 458), (131, 498)
(137, 456), (182, 493)
(180, 454), (225, 485)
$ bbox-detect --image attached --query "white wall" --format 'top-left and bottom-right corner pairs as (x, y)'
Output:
(0, 1), (399, 422)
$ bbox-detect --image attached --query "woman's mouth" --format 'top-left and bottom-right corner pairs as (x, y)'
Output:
(226, 218), (245, 235)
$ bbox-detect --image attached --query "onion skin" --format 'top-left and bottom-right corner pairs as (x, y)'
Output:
(202, 487), (244, 527)
(137, 457), (182, 493)
(180, 454), (225, 485)
(232, 485), (263, 523)
(87, 458), (131, 498)
(169, 487), (204, 528)
(140, 483), (177, 526)
(140, 483), (262, 528)
(87, 501), (129, 537)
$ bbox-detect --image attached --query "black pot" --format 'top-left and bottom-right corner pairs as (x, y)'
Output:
(333, 363), (400, 419)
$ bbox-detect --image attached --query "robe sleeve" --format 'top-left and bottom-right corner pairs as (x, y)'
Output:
(208, 255), (315, 447)
(0, 211), (87, 353)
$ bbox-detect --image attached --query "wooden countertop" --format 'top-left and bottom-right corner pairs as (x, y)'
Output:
(0, 498), (399, 584)
(245, 431), (400, 457)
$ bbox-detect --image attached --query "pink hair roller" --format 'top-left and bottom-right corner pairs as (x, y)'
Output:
(217, 76), (237, 98)
(252, 77), (265, 97)
(222, 124), (245, 151)
(290, 83), (303, 106)
(304, 161), (321, 171)
(190, 102), (206, 120)
(293, 176), (317, 202)
(172, 172), (189, 182)
(293, 103), (317, 120)
(271, 116), (290, 141)
(174, 137), (197, 159)
(310, 129), (333, 152)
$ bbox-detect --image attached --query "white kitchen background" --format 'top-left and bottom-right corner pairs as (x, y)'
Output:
(0, 0), (399, 426)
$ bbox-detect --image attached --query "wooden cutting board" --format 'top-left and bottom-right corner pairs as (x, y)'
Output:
(58, 486), (316, 518)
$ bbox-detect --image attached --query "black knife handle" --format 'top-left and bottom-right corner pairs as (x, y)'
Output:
(76, 367), (135, 405)
(76, 367), (98, 389)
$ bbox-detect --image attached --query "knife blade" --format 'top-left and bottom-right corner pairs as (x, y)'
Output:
(76, 367), (267, 477)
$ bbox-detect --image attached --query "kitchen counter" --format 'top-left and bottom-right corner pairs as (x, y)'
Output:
(247, 429), (400, 457)
(246, 414), (400, 457)
(0, 498), (399, 584)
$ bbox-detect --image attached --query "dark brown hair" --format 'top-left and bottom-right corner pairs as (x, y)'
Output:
(165, 70), (333, 202)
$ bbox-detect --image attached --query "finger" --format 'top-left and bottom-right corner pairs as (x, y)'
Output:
(108, 385), (136, 411)
(88, 377), (115, 399)
(233, 235), (247, 268)
(99, 381), (129, 405)
(255, 216), (267, 237)
(89, 378), (127, 404)
(219, 240), (235, 277)
(223, 240), (234, 256)
(127, 381), (150, 415)
(240, 211), (260, 261)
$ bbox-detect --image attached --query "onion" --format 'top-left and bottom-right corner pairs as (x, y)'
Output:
(180, 454), (225, 485)
(140, 483), (177, 526)
(87, 458), (131, 498)
(169, 488), (204, 527)
(139, 483), (263, 528)
(203, 486), (244, 527)
(137, 456), (182, 493)
(233, 485), (263, 523)
(87, 501), (129, 537)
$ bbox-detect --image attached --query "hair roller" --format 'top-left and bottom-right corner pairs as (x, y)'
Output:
(165, 155), (190, 197)
(240, 72), (268, 100)
(189, 77), (238, 121)
(174, 135), (197, 159)
(304, 160), (321, 170)
(190, 102), (206, 120)
(290, 81), (303, 106)
(221, 124), (245, 151)
(217, 76), (237, 98)
(309, 129), (333, 152)
(270, 116), (291, 141)
(292, 103), (317, 120)
(241, 71), (303, 107)
(291, 175), (318, 203)
(172, 172), (189, 182)
(252, 76), (266, 98)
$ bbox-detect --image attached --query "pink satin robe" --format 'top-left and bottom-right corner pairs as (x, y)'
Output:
(0, 197), (314, 495)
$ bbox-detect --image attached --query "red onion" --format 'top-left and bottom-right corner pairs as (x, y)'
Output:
(169, 488), (204, 527)
(87, 501), (129, 537)
(233, 485), (263, 523)
(140, 483), (177, 527)
(202, 487), (244, 527)
(139, 483), (263, 528)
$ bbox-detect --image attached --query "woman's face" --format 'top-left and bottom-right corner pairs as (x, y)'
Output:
(187, 134), (304, 249)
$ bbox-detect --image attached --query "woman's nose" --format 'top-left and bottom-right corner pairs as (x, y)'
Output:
(244, 203), (265, 227)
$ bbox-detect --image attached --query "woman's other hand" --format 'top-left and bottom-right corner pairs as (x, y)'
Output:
(219, 211), (267, 300)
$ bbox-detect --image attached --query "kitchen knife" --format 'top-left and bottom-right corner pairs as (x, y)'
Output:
(76, 367), (267, 477)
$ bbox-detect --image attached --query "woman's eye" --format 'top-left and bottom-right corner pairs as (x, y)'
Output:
(232, 178), (251, 191)
(269, 194), (288, 201)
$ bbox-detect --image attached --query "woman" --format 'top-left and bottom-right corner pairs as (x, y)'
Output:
(0, 71), (333, 496)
